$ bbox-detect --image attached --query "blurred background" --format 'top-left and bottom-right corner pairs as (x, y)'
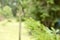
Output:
(21, 0), (60, 40)
(1, 0), (60, 40)
(0, 0), (19, 40)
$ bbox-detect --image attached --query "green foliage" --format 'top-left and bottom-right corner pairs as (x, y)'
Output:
(25, 18), (60, 40)
(21, 0), (60, 40)
(3, 6), (13, 18)
(21, 0), (60, 21)
(47, 0), (54, 4)
(0, 6), (13, 18)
